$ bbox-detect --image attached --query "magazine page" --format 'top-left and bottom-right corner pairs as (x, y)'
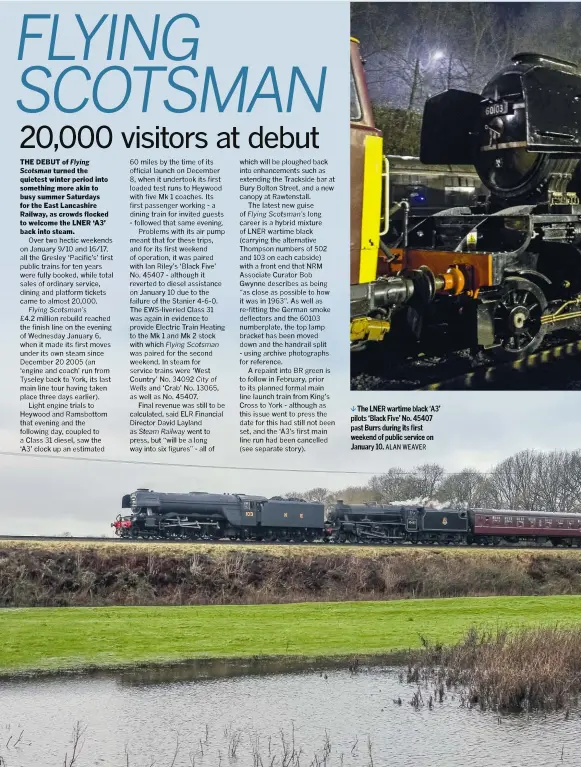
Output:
(1, 1), (580, 765)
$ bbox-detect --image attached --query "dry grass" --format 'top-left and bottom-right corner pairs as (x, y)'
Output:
(2, 543), (581, 607)
(8, 538), (581, 558)
(407, 625), (581, 712)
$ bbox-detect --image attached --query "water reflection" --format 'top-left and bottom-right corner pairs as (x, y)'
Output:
(0, 665), (578, 766)
(114, 654), (389, 687)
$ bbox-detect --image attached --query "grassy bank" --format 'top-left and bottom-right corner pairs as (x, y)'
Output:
(3, 595), (581, 674)
(3, 541), (581, 606)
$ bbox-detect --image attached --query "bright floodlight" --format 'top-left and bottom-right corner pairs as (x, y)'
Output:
(432, 50), (445, 61)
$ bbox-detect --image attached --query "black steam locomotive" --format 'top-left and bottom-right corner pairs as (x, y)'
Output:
(371, 53), (581, 360)
(114, 489), (325, 542)
(113, 491), (581, 547)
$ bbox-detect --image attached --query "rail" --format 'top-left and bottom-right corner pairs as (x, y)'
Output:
(422, 338), (581, 390)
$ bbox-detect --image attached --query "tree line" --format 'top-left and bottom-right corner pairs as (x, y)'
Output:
(351, 2), (581, 155)
(287, 450), (581, 513)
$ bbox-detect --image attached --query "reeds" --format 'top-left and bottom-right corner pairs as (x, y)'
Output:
(406, 625), (581, 712)
(0, 722), (378, 767)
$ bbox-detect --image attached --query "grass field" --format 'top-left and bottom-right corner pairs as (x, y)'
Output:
(3, 595), (581, 674)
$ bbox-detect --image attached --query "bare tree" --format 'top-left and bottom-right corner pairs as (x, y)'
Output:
(284, 487), (330, 504)
(531, 450), (581, 513)
(414, 464), (445, 497)
(287, 449), (581, 515)
(513, 4), (581, 65)
(436, 469), (489, 507)
(486, 450), (542, 510)
(331, 485), (377, 504)
(368, 467), (421, 502)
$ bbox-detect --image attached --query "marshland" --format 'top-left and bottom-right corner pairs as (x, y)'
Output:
(2, 632), (581, 767)
(3, 542), (581, 764)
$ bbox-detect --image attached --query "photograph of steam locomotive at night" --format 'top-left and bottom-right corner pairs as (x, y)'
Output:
(350, 2), (581, 390)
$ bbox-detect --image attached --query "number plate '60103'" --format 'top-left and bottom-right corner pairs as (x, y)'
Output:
(484, 100), (509, 117)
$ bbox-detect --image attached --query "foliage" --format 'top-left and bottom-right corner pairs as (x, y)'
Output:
(372, 105), (422, 156)
(291, 449), (581, 513)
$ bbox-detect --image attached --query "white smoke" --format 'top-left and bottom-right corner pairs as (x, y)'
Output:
(388, 497), (469, 509)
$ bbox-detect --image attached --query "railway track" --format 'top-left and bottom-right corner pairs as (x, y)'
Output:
(423, 338), (581, 390)
(0, 535), (327, 546)
(351, 334), (581, 391)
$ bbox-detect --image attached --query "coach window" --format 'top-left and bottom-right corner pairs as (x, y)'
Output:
(350, 68), (362, 121)
(517, 517), (524, 527)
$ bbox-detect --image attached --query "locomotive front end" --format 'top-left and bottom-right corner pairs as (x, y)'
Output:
(421, 52), (581, 204)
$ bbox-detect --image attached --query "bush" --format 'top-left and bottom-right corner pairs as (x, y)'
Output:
(372, 105), (422, 156)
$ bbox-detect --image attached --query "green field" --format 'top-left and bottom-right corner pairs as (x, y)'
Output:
(3, 595), (581, 674)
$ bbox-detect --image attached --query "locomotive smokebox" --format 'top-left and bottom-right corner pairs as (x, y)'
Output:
(420, 53), (581, 203)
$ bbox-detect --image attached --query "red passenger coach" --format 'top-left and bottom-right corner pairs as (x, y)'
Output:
(472, 509), (581, 545)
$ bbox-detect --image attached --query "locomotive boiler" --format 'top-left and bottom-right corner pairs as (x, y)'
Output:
(353, 52), (581, 360)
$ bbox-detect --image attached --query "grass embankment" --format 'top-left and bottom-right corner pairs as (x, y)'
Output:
(3, 541), (581, 606)
(3, 595), (581, 674)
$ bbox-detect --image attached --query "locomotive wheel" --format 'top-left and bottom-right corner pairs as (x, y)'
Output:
(491, 277), (547, 359)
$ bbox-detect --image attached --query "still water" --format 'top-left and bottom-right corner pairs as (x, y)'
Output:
(0, 661), (579, 767)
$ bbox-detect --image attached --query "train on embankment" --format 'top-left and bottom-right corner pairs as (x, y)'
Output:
(113, 489), (581, 547)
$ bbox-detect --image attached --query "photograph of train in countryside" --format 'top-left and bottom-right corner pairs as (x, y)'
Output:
(115, 447), (581, 547)
(351, 2), (581, 390)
